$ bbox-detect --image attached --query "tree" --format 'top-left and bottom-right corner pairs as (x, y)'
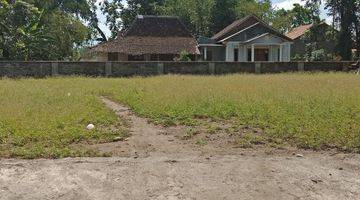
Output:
(235, 0), (273, 22)
(291, 3), (320, 27)
(120, 0), (164, 30)
(210, 0), (237, 35)
(159, 0), (214, 37)
(100, 0), (123, 38)
(0, 0), (90, 61)
(306, 0), (358, 60)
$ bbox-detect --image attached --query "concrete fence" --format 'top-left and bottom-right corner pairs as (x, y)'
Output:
(0, 61), (356, 78)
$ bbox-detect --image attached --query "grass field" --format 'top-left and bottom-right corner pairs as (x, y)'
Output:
(1, 73), (359, 158)
(0, 78), (129, 159)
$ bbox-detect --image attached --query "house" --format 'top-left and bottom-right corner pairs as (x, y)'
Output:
(87, 15), (200, 61)
(286, 22), (337, 59)
(198, 15), (293, 62)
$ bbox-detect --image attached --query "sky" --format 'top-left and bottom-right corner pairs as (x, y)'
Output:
(97, 0), (330, 38)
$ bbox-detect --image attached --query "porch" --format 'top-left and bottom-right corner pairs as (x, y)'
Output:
(225, 43), (291, 62)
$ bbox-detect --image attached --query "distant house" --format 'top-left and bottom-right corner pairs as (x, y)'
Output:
(286, 22), (337, 59)
(87, 15), (200, 61)
(198, 15), (293, 62)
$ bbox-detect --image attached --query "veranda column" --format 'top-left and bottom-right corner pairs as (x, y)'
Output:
(204, 46), (208, 61)
(251, 44), (255, 62)
(279, 44), (283, 62)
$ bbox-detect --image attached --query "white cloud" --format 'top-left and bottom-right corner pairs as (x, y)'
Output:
(273, 0), (305, 10)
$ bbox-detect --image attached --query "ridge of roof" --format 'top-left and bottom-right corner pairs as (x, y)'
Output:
(212, 15), (292, 42)
(124, 15), (193, 38)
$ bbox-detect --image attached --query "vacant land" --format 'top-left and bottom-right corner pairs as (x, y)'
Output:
(0, 73), (359, 159)
(0, 78), (130, 158)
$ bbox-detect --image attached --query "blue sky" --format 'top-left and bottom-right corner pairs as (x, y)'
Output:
(97, 0), (329, 37)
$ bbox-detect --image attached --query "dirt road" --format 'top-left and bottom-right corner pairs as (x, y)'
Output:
(1, 98), (359, 200)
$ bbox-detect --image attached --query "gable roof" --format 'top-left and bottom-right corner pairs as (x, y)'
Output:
(286, 22), (331, 40)
(285, 24), (313, 40)
(125, 15), (193, 37)
(90, 15), (199, 55)
(211, 15), (292, 42)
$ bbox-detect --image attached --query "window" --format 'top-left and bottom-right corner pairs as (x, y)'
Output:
(247, 49), (252, 61)
(234, 49), (239, 62)
(108, 53), (119, 61)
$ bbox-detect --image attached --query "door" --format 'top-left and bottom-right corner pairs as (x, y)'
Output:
(255, 49), (269, 61)
(234, 49), (239, 62)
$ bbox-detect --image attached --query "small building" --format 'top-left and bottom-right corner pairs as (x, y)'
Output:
(198, 15), (293, 62)
(87, 15), (200, 61)
(286, 22), (337, 59)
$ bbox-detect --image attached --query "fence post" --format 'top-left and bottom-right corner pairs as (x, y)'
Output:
(105, 62), (112, 76)
(209, 62), (215, 75)
(157, 63), (164, 75)
(51, 62), (59, 76)
(298, 62), (305, 72)
(255, 62), (261, 74)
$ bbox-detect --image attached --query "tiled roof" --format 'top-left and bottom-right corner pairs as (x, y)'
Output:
(211, 15), (292, 42)
(90, 36), (200, 55)
(90, 15), (199, 55)
(285, 24), (313, 40)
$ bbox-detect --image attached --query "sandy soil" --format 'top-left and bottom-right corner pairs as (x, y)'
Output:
(1, 97), (359, 200)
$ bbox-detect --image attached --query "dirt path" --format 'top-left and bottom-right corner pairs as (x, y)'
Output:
(1, 98), (360, 200)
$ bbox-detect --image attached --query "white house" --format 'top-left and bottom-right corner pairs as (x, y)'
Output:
(198, 15), (293, 62)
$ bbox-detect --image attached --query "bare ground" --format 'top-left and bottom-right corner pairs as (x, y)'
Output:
(0, 97), (360, 200)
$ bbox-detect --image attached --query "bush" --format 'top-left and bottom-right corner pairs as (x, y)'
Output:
(179, 50), (191, 61)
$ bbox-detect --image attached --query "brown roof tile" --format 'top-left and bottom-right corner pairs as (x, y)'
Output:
(90, 15), (199, 55)
(286, 24), (313, 40)
(211, 15), (292, 42)
(90, 36), (200, 55)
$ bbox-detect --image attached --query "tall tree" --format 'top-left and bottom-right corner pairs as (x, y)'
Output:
(291, 3), (320, 27)
(235, 0), (273, 22)
(210, 0), (237, 35)
(0, 0), (90, 60)
(159, 0), (214, 37)
(306, 0), (358, 60)
(120, 0), (164, 30)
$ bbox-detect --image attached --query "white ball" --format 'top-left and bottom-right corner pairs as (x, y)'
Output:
(86, 124), (95, 130)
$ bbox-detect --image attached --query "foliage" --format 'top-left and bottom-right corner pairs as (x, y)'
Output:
(119, 0), (164, 31)
(306, 0), (359, 60)
(210, 0), (238, 35)
(0, 0), (91, 61)
(100, 0), (123, 38)
(303, 23), (338, 61)
(235, 0), (273, 23)
(178, 50), (191, 61)
(310, 49), (326, 61)
(158, 0), (214, 36)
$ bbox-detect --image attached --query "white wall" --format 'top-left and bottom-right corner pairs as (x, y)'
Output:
(269, 46), (279, 62)
(225, 43), (236, 61)
(281, 43), (291, 62)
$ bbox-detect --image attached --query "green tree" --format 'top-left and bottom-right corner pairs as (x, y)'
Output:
(159, 0), (214, 36)
(120, 0), (164, 30)
(291, 3), (320, 27)
(306, 0), (358, 60)
(210, 0), (237, 35)
(235, 0), (273, 22)
(0, 0), (90, 60)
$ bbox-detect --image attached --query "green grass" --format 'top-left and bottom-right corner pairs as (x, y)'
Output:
(0, 78), (129, 159)
(0, 73), (359, 158)
(108, 73), (360, 151)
